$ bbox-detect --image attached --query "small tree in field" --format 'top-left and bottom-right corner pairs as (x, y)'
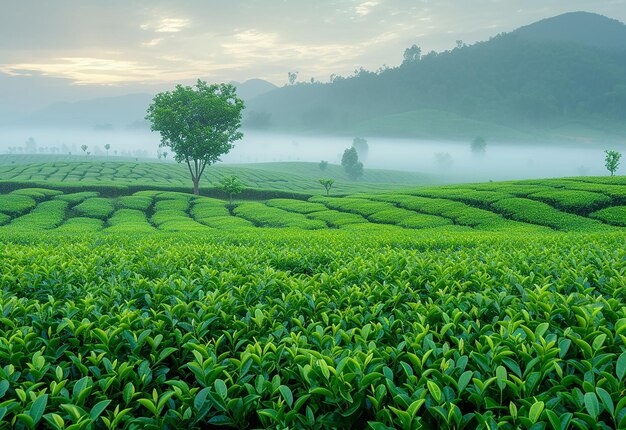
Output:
(341, 147), (363, 180)
(319, 160), (328, 171)
(219, 175), (244, 205)
(146, 80), (245, 195)
(81, 144), (88, 156)
(319, 178), (334, 195)
(605, 150), (621, 176)
(104, 144), (111, 156)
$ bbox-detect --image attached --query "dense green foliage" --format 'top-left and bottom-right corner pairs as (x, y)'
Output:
(0, 175), (625, 235)
(590, 206), (626, 226)
(1, 232), (626, 429)
(1, 166), (626, 428)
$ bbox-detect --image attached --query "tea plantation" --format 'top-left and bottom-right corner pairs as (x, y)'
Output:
(1, 160), (626, 429)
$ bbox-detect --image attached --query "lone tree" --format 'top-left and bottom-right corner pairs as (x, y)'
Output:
(81, 144), (88, 155)
(319, 160), (328, 171)
(219, 175), (244, 205)
(319, 178), (334, 196)
(471, 136), (486, 155)
(605, 150), (622, 176)
(146, 80), (245, 195)
(341, 147), (363, 180)
(104, 143), (111, 156)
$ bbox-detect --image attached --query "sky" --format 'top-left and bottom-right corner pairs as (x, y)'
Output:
(2, 0), (626, 112)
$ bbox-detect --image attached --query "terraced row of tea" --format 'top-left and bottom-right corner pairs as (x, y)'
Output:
(1, 175), (625, 234)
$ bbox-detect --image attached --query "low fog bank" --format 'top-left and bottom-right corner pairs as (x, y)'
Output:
(0, 128), (623, 182)
(0, 128), (157, 158)
(225, 133), (625, 182)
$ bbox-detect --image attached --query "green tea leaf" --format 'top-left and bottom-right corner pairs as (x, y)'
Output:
(29, 394), (48, 424)
(535, 322), (549, 338)
(361, 372), (384, 387)
(90, 400), (111, 421)
(529, 400), (544, 423)
(43, 413), (65, 430)
(617, 351), (626, 381)
(427, 380), (442, 403)
(596, 387), (614, 415)
(214, 379), (228, 399)
(279, 385), (293, 408)
(496, 366), (507, 390)
(584, 392), (600, 420)
(592, 334), (607, 351)
(194, 387), (210, 411)
(457, 370), (473, 393)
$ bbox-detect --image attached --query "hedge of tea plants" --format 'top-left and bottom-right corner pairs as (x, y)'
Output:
(0, 231), (626, 429)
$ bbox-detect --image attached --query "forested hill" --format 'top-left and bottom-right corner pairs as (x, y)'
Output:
(246, 12), (626, 142)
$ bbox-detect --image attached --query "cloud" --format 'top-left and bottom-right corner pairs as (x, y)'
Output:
(156, 18), (190, 33)
(222, 29), (364, 68)
(0, 57), (164, 85)
(140, 17), (190, 33)
(355, 1), (380, 16)
(142, 38), (164, 47)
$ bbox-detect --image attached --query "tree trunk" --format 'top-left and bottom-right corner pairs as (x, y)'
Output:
(192, 177), (200, 195)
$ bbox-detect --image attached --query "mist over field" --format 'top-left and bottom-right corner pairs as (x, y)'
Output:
(1, 127), (621, 182)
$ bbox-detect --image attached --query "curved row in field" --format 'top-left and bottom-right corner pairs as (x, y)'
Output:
(1, 176), (625, 234)
(0, 160), (432, 195)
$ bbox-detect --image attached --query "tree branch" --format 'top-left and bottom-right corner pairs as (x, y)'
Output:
(198, 160), (208, 178)
(185, 158), (195, 181)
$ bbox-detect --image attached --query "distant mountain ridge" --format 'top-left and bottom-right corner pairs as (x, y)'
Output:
(3, 79), (277, 129)
(513, 11), (626, 50)
(246, 11), (626, 142)
(230, 79), (278, 101)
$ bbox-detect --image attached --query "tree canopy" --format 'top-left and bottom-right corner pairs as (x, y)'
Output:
(341, 147), (364, 180)
(219, 175), (245, 204)
(146, 80), (245, 194)
(605, 150), (622, 176)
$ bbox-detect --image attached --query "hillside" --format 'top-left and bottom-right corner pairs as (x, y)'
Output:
(0, 159), (624, 234)
(513, 11), (626, 50)
(0, 158), (437, 196)
(247, 12), (626, 142)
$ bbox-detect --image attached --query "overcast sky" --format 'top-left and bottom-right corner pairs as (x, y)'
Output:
(1, 0), (626, 111)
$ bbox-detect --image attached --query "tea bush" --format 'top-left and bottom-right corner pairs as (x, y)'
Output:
(73, 198), (115, 219)
(0, 233), (625, 428)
